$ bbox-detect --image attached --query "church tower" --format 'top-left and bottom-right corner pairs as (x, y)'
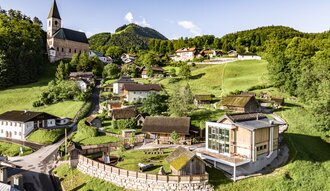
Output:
(47, 0), (61, 38)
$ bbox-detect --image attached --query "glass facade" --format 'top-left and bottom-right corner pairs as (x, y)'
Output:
(208, 125), (230, 154)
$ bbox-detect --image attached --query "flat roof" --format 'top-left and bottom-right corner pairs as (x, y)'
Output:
(196, 149), (250, 167)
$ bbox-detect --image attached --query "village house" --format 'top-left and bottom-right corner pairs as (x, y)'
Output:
(122, 83), (162, 103)
(0, 160), (24, 190)
(113, 76), (137, 95)
(102, 84), (113, 93)
(270, 97), (285, 109)
(111, 107), (138, 120)
(141, 66), (165, 79)
(47, 0), (89, 62)
(85, 115), (102, 128)
(89, 50), (113, 64)
(227, 50), (238, 57)
(142, 116), (192, 145)
(121, 53), (137, 64)
(76, 79), (90, 92)
(106, 101), (122, 111)
(165, 147), (206, 176)
(194, 94), (213, 106)
(197, 113), (283, 177)
(172, 48), (198, 62)
(237, 53), (261, 60)
(0, 110), (61, 140)
(69, 72), (94, 81)
(220, 95), (260, 113)
(198, 49), (217, 58)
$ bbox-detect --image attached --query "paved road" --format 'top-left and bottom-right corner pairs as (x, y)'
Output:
(7, 81), (102, 191)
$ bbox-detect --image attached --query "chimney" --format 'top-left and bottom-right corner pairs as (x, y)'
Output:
(0, 166), (8, 183)
(11, 174), (23, 190)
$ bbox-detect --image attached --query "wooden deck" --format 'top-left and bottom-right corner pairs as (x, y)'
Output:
(196, 149), (250, 166)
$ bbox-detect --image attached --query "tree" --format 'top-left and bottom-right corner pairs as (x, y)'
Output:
(169, 68), (176, 77)
(140, 92), (168, 115)
(105, 46), (124, 61)
(168, 84), (193, 117)
(170, 131), (180, 144)
(146, 66), (154, 78)
(103, 64), (120, 79)
(121, 64), (138, 77)
(55, 61), (68, 81)
(179, 63), (191, 79)
(76, 53), (90, 72)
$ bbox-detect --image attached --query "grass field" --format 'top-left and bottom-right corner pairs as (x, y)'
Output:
(159, 60), (268, 97)
(0, 141), (32, 156)
(113, 149), (173, 174)
(0, 64), (84, 118)
(54, 164), (125, 191)
(208, 100), (330, 191)
(27, 129), (65, 144)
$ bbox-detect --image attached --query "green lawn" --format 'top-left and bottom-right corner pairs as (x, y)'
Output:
(113, 149), (173, 174)
(27, 129), (65, 144)
(190, 109), (224, 129)
(72, 133), (120, 146)
(0, 64), (84, 118)
(222, 60), (269, 94)
(209, 101), (330, 191)
(0, 141), (32, 156)
(159, 60), (268, 97)
(53, 164), (125, 191)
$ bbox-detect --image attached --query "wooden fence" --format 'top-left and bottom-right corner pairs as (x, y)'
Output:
(78, 155), (209, 183)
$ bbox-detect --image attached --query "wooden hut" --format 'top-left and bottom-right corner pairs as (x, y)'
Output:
(165, 147), (206, 176)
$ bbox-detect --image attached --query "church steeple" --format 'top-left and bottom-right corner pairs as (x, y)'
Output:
(48, 0), (61, 19)
(47, 0), (61, 38)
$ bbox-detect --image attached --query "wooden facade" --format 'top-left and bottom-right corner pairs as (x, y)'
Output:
(171, 156), (206, 176)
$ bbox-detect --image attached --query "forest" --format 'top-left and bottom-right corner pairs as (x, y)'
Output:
(0, 9), (47, 88)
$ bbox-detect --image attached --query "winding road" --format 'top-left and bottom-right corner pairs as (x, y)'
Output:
(8, 81), (101, 191)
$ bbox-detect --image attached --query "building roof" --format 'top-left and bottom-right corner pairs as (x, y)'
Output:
(123, 83), (162, 92)
(108, 101), (121, 108)
(240, 92), (257, 97)
(0, 110), (58, 123)
(165, 147), (199, 171)
(115, 76), (136, 84)
(142, 116), (190, 135)
(271, 97), (284, 105)
(90, 50), (104, 57)
(175, 48), (196, 53)
(69, 72), (94, 79)
(85, 115), (99, 124)
(194, 94), (212, 101)
(221, 95), (256, 107)
(48, 0), (61, 19)
(0, 182), (19, 191)
(53, 28), (88, 44)
(112, 108), (138, 120)
(218, 113), (284, 131)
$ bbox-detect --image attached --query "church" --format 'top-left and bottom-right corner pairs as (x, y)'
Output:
(47, 0), (89, 62)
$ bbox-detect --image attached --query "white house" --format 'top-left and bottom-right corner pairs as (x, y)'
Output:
(113, 76), (137, 95)
(238, 53), (261, 60)
(89, 50), (113, 64)
(227, 50), (238, 57)
(76, 79), (90, 92)
(171, 48), (197, 62)
(0, 110), (59, 140)
(121, 53), (136, 64)
(122, 83), (162, 102)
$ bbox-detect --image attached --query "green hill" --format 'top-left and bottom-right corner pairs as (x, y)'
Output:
(89, 23), (167, 50)
(160, 60), (269, 96)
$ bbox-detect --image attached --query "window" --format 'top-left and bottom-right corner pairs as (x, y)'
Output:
(74, 49), (77, 53)
(9, 122), (12, 126)
(48, 21), (51, 26)
(55, 20), (58, 26)
(62, 48), (64, 52)
(57, 47), (59, 51)
(0, 130), (3, 133)
(19, 132), (21, 136)
(69, 49), (71, 53)
(14, 131), (17, 135)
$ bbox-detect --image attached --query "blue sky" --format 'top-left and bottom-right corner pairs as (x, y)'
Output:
(1, 0), (330, 39)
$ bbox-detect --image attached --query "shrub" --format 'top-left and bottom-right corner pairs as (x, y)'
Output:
(112, 119), (137, 129)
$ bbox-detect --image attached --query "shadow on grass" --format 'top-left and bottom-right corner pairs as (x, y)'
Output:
(284, 133), (330, 163)
(72, 183), (86, 191)
(190, 73), (206, 80)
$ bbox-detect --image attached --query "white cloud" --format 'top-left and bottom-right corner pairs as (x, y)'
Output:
(125, 12), (134, 23)
(136, 18), (151, 27)
(177, 20), (202, 36)
(124, 12), (151, 27)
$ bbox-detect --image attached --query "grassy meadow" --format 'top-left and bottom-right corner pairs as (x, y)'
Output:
(159, 60), (268, 96)
(0, 64), (84, 118)
(0, 141), (33, 156)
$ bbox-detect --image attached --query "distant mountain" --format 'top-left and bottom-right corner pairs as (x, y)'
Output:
(89, 23), (168, 50)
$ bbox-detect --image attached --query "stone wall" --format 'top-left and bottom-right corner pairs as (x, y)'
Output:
(77, 155), (213, 191)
